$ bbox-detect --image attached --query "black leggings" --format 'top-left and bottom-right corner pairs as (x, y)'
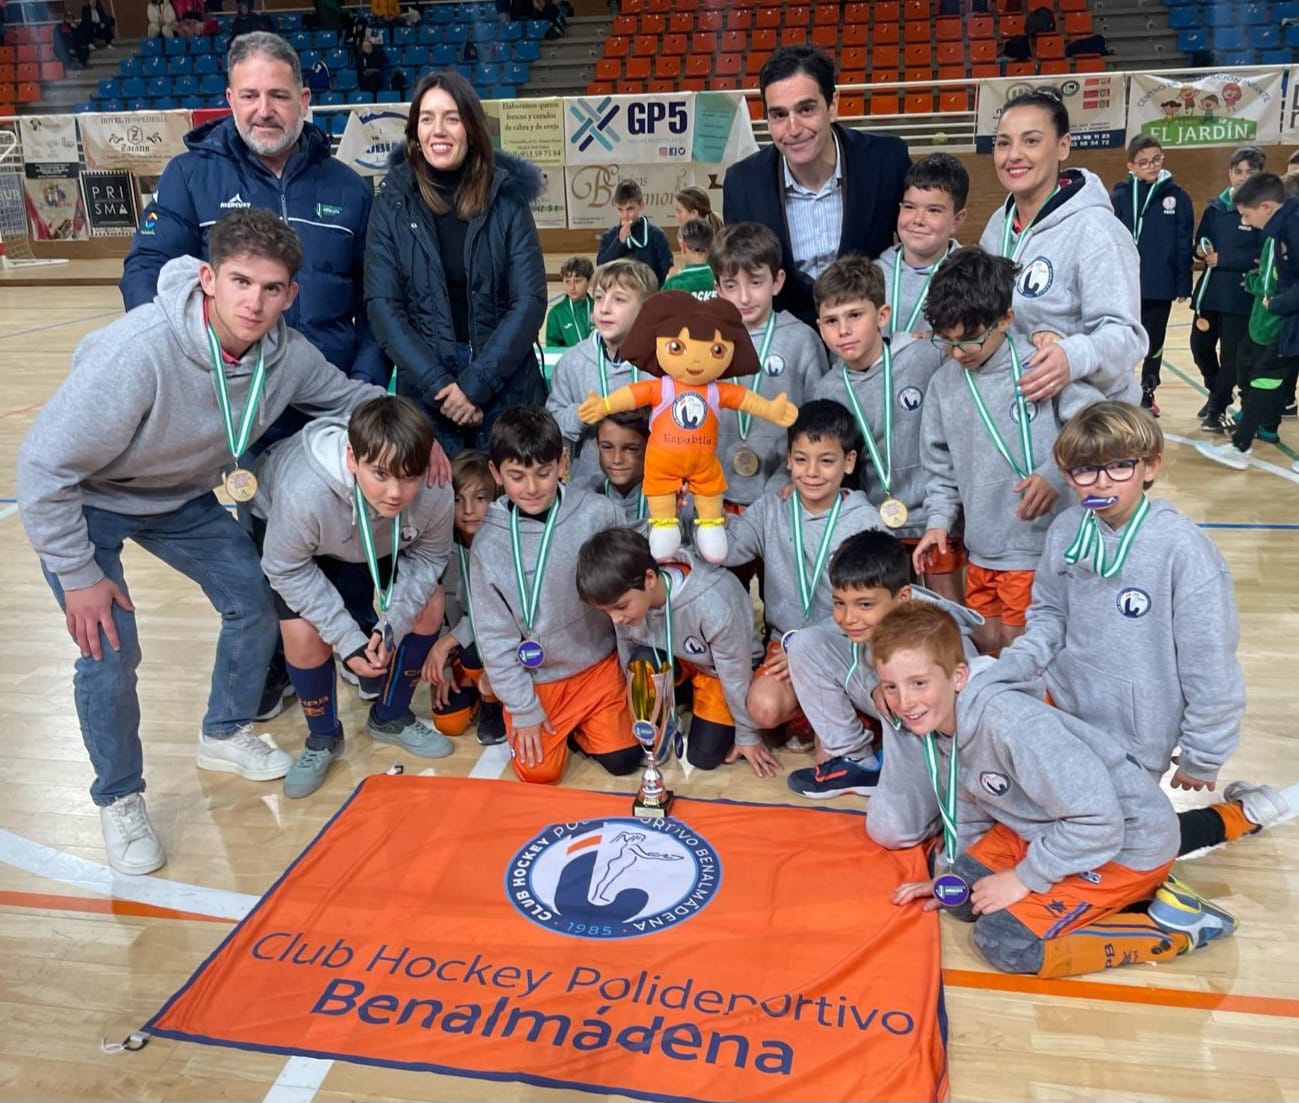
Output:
(1191, 309), (1250, 411)
(1140, 299), (1172, 391)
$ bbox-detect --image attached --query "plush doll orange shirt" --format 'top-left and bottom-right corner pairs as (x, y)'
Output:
(578, 292), (797, 562)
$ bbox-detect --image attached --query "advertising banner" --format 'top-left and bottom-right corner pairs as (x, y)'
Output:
(976, 74), (1125, 152)
(1127, 70), (1283, 147)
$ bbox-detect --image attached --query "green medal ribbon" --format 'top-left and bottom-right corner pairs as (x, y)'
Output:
(999, 185), (1060, 261)
(1192, 191), (1232, 316)
(596, 334), (638, 397)
(888, 245), (949, 336)
(353, 483), (399, 613)
(624, 216), (649, 250)
(841, 345), (895, 495)
(922, 731), (960, 863)
(568, 297), (591, 341)
(1261, 236), (1277, 295)
(456, 542), (477, 641)
(737, 314), (778, 442)
(790, 491), (843, 622)
(509, 497), (561, 635)
(1128, 172), (1165, 244)
(962, 344), (1035, 480)
(1063, 494), (1151, 579)
(205, 324), (266, 466)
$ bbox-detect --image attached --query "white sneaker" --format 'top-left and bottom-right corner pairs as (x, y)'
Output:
(196, 724), (293, 781)
(1195, 440), (1251, 471)
(1223, 780), (1290, 829)
(1291, 459), (1299, 474)
(100, 792), (165, 875)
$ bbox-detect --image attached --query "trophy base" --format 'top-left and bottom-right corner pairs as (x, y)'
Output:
(633, 789), (674, 819)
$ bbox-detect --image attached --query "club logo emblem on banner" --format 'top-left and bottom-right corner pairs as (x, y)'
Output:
(508, 818), (721, 939)
(568, 97), (623, 153)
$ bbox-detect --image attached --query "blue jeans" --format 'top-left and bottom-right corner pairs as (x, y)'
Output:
(40, 493), (278, 806)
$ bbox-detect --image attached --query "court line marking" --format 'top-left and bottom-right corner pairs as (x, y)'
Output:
(0, 309), (119, 341)
(1163, 358), (1299, 461)
(0, 504), (18, 525)
(1166, 431), (1299, 486)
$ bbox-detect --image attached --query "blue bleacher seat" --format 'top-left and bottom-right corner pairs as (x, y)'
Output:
(290, 30), (312, 51)
(335, 67), (358, 90)
(1167, 7), (1199, 28)
(469, 21), (494, 40)
(213, 34), (230, 54)
(417, 23), (440, 43)
(1242, 3), (1268, 24)
(140, 36), (163, 56)
(405, 45), (430, 67)
(1249, 24), (1279, 48)
(118, 57), (142, 77)
(154, 96), (182, 110)
(314, 30), (339, 49)
(182, 95), (206, 109)
(329, 113), (350, 134)
(393, 25), (416, 45)
(1177, 28), (1207, 51)
(327, 47), (350, 68)
(488, 84), (516, 99)
(194, 53), (219, 75)
(1275, 0), (1299, 21)
(420, 4), (436, 21)
(377, 89), (401, 102)
(299, 48), (322, 68)
(1203, 5), (1235, 26)
(433, 5), (455, 23)
(445, 22), (469, 42)
(174, 74), (197, 96)
(348, 91), (374, 104)
(278, 12), (302, 30)
(143, 55), (166, 76)
(453, 63), (473, 80)
(319, 90), (344, 105)
(128, 99), (150, 111)
(164, 35), (188, 54)
(1285, 23), (1299, 46)
(525, 18), (548, 38)
(148, 76), (173, 97)
(1220, 48), (1255, 64)
(121, 76), (147, 98)
(168, 56), (193, 75)
(74, 101), (96, 112)
(199, 73), (226, 95)
(475, 61), (499, 83)
(505, 60), (528, 84)
(96, 78), (120, 98)
(100, 99), (124, 111)
(432, 43), (458, 65)
(1260, 47), (1291, 63)
(1213, 25), (1244, 49)
(500, 20), (522, 41)
(514, 39), (540, 61)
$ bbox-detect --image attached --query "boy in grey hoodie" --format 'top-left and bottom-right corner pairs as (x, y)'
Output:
(916, 247), (1105, 654)
(997, 401), (1289, 853)
(785, 530), (984, 800)
(252, 397), (456, 799)
(16, 210), (388, 875)
(869, 603), (1236, 979)
(577, 527), (772, 777)
(469, 406), (641, 784)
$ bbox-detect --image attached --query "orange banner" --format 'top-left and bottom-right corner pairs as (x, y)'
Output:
(148, 777), (948, 1102)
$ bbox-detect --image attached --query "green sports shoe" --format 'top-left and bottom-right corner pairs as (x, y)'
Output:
(1148, 874), (1237, 950)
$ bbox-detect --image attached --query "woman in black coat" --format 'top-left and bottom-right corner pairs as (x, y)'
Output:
(365, 70), (548, 456)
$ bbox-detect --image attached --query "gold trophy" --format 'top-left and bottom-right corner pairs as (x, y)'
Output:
(628, 650), (675, 819)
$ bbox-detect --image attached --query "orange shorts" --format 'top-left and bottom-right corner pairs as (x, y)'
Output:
(752, 638), (805, 720)
(679, 662), (734, 729)
(901, 535), (968, 576)
(964, 564), (1035, 627)
(966, 822), (1174, 939)
(504, 651), (636, 784)
(643, 451), (727, 501)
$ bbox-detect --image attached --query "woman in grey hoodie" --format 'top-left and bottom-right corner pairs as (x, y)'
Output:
(979, 87), (1145, 409)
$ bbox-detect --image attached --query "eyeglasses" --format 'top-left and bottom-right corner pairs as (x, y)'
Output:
(1133, 155), (1165, 170)
(1065, 458), (1141, 486)
(930, 328), (997, 354)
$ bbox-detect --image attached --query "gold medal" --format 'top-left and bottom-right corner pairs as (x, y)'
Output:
(732, 446), (761, 478)
(224, 467), (259, 502)
(879, 497), (908, 529)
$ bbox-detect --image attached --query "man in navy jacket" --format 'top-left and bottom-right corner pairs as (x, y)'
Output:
(121, 31), (385, 389)
(722, 46), (910, 329)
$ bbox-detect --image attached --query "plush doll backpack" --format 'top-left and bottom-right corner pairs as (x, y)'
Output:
(578, 291), (798, 562)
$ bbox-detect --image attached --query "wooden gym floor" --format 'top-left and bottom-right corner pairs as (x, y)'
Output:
(0, 282), (1295, 1102)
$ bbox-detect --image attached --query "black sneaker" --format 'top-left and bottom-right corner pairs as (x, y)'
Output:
(255, 675), (296, 721)
(787, 754), (881, 799)
(1284, 403), (1297, 418)
(1141, 389), (1161, 417)
(1195, 401), (1210, 420)
(476, 699), (507, 746)
(1199, 411), (1231, 434)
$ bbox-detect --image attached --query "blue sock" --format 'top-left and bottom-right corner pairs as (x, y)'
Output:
(371, 631), (438, 722)
(285, 657), (342, 750)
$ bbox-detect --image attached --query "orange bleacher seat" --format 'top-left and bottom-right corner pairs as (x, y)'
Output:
(17, 44), (38, 63)
(876, 1), (900, 20)
(874, 22), (899, 44)
(712, 76), (738, 89)
(586, 81), (613, 95)
(17, 81), (40, 103)
(937, 65), (965, 82)
(813, 25), (838, 47)
(839, 93), (865, 115)
(1036, 34), (1065, 59)
(1074, 56), (1107, 72)
(904, 43), (931, 66)
(905, 67), (931, 82)
(653, 59), (680, 80)
(842, 46), (867, 71)
(1041, 59), (1070, 74)
(1064, 11), (1093, 35)
(905, 91), (934, 113)
(647, 79), (673, 93)
(782, 25), (808, 44)
(0, 64), (13, 83)
(1006, 60), (1036, 76)
(715, 52), (742, 76)
(870, 92), (900, 115)
(747, 98), (763, 120)
(755, 7), (780, 28)
(626, 56), (651, 79)
(605, 35), (628, 56)
(746, 51), (771, 75)
(639, 13), (665, 33)
(873, 44), (899, 68)
(647, 0), (671, 11)
(814, 4), (838, 24)
(936, 17), (962, 40)
(1060, 0), (1088, 10)
(632, 34), (657, 55)
(0, 103), (14, 119)
(662, 32), (686, 54)
(0, 46), (14, 63)
(722, 28), (746, 49)
(724, 9), (750, 30)
(668, 12), (693, 32)
(596, 58), (621, 80)
(936, 42), (962, 65)
(613, 15), (636, 35)
(841, 67), (866, 83)
(621, 0), (642, 11)
(844, 2), (870, 21)
(842, 24), (868, 46)
(685, 54), (711, 77)
(786, 5), (810, 25)
(905, 0), (928, 19)
(16, 61), (38, 82)
(0, 82), (13, 104)
(972, 62), (1000, 78)
(868, 69), (899, 84)
(751, 28), (776, 51)
(695, 31), (717, 52)
(680, 77), (705, 90)
(970, 15), (993, 38)
(940, 90), (972, 112)
(697, 10), (722, 30)
(970, 39), (996, 63)
(1001, 14), (1026, 35)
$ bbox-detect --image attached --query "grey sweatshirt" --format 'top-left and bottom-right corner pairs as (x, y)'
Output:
(603, 481), (649, 536)
(546, 334), (639, 492)
(18, 256), (384, 590)
(786, 586), (984, 758)
(722, 488), (883, 635)
(875, 240), (959, 337)
(253, 418), (453, 658)
(468, 488), (622, 727)
(811, 334), (944, 538)
(978, 168), (1144, 403)
(613, 551), (762, 746)
(716, 311), (830, 506)
(441, 543), (475, 649)
(996, 498), (1243, 784)
(866, 666), (1179, 890)
(920, 339), (1104, 570)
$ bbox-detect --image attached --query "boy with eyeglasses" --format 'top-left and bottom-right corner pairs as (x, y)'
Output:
(1110, 135), (1194, 416)
(915, 247), (1104, 654)
(998, 401), (1288, 854)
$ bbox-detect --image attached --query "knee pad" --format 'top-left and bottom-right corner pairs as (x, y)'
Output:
(591, 745), (645, 777)
(684, 716), (734, 771)
(432, 684), (479, 736)
(972, 909), (1045, 975)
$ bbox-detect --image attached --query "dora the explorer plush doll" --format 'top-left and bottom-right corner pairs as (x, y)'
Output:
(578, 291), (798, 562)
